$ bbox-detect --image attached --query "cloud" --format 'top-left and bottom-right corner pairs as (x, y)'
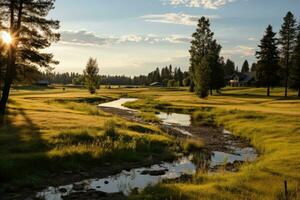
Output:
(222, 45), (255, 57)
(141, 13), (220, 26)
(247, 37), (256, 41)
(60, 30), (117, 46)
(60, 30), (191, 46)
(167, 0), (236, 9)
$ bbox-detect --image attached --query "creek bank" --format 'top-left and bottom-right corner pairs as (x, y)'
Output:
(34, 98), (257, 200)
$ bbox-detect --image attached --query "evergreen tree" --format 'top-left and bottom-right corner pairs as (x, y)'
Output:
(241, 60), (250, 73)
(84, 57), (100, 94)
(256, 25), (280, 96)
(291, 24), (300, 97)
(224, 59), (235, 76)
(251, 63), (257, 72)
(189, 17), (222, 97)
(0, 0), (60, 120)
(279, 11), (297, 97)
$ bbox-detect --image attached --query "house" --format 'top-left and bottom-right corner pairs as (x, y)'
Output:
(228, 72), (255, 87)
(149, 82), (162, 87)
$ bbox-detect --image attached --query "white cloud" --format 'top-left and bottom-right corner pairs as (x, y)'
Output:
(141, 13), (220, 26)
(247, 37), (256, 41)
(167, 0), (236, 9)
(60, 30), (191, 46)
(222, 45), (255, 57)
(60, 30), (117, 46)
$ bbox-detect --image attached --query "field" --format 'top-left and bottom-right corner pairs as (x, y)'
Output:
(1, 86), (300, 199)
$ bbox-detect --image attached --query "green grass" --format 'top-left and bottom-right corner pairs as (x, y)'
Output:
(1, 86), (300, 199)
(136, 111), (160, 123)
(126, 87), (300, 200)
(0, 87), (183, 194)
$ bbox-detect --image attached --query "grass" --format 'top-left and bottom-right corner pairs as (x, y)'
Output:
(126, 87), (300, 200)
(0, 86), (182, 194)
(1, 85), (300, 199)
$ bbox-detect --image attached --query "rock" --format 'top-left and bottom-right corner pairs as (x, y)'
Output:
(73, 183), (85, 191)
(140, 169), (166, 176)
(104, 180), (109, 184)
(59, 187), (68, 193)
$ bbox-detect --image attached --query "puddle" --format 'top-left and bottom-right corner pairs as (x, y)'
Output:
(98, 98), (138, 111)
(210, 147), (257, 167)
(157, 112), (191, 127)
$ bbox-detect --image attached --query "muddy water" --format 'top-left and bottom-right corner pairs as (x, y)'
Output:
(37, 98), (257, 200)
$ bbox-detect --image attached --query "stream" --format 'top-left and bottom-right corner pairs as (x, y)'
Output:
(37, 98), (257, 200)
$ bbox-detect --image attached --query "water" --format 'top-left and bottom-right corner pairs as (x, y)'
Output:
(210, 147), (257, 167)
(157, 112), (191, 127)
(98, 98), (138, 111)
(37, 147), (257, 200)
(37, 157), (196, 200)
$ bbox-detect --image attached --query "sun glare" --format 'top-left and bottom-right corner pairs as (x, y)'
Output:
(1, 31), (12, 44)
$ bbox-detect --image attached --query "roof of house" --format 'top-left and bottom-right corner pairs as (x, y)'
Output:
(228, 72), (255, 83)
(149, 82), (162, 86)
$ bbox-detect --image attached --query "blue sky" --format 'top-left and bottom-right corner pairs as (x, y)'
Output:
(47, 0), (300, 75)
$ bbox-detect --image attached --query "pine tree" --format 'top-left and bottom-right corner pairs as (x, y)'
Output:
(279, 11), (297, 97)
(291, 24), (300, 97)
(0, 0), (60, 120)
(84, 58), (100, 94)
(251, 63), (257, 72)
(224, 59), (235, 76)
(256, 25), (280, 96)
(189, 17), (222, 97)
(241, 60), (250, 73)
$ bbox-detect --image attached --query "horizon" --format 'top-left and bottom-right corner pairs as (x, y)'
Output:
(47, 0), (300, 76)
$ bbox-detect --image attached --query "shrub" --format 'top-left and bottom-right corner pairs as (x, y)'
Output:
(104, 120), (118, 139)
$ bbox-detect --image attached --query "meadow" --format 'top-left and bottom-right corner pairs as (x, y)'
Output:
(0, 86), (299, 199)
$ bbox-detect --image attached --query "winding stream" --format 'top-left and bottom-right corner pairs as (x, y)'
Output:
(37, 98), (257, 200)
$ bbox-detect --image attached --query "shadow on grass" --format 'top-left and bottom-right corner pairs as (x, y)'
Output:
(221, 92), (299, 100)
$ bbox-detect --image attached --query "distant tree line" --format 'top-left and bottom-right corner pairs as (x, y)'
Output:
(40, 64), (188, 87)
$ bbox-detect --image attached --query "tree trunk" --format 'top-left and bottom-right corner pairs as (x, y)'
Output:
(298, 87), (300, 97)
(267, 84), (270, 97)
(210, 87), (213, 95)
(0, 47), (15, 122)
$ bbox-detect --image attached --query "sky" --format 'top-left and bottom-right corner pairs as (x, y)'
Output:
(47, 0), (300, 76)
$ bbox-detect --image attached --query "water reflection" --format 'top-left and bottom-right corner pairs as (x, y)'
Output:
(98, 98), (138, 111)
(157, 112), (191, 127)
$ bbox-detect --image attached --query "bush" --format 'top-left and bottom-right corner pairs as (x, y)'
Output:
(104, 120), (118, 139)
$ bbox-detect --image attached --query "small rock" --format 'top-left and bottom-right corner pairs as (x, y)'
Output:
(59, 187), (68, 193)
(73, 183), (85, 191)
(140, 169), (166, 176)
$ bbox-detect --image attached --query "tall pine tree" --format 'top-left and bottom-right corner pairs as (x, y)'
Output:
(241, 60), (249, 73)
(223, 59), (235, 76)
(279, 11), (297, 97)
(291, 24), (300, 97)
(189, 17), (222, 98)
(256, 25), (280, 96)
(0, 0), (60, 121)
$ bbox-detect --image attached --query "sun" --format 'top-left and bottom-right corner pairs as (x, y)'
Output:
(1, 31), (13, 44)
